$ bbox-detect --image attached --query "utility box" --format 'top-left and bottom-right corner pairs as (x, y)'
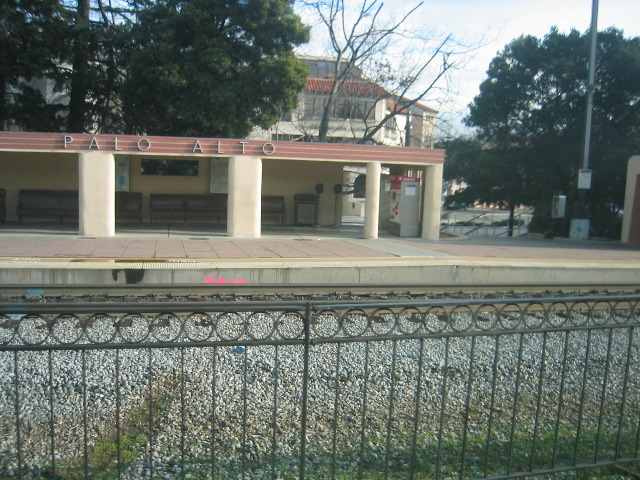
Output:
(551, 195), (567, 219)
(389, 176), (421, 237)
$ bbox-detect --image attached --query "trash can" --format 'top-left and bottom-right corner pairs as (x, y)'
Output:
(294, 194), (318, 226)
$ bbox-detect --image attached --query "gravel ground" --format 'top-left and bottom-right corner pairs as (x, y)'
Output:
(1, 294), (639, 479)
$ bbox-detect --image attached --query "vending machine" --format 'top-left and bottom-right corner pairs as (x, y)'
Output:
(389, 175), (421, 237)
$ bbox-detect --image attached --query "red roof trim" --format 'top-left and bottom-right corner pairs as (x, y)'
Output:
(0, 132), (444, 165)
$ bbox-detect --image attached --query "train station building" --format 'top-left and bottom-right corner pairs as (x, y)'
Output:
(0, 132), (445, 240)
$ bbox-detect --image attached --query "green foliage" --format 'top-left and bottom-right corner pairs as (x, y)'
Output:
(0, 0), (70, 131)
(42, 391), (174, 480)
(174, 422), (639, 479)
(120, 0), (310, 137)
(2, 0), (310, 136)
(461, 28), (640, 238)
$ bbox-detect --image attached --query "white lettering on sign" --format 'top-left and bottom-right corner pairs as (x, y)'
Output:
(262, 143), (275, 155)
(137, 138), (151, 151)
(58, 135), (275, 156)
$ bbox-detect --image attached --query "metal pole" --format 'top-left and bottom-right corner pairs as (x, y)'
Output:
(570, 0), (598, 239)
(583, 0), (599, 173)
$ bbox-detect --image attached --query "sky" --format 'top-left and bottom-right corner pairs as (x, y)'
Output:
(295, 0), (640, 135)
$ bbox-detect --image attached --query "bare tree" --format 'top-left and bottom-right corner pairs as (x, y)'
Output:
(298, 0), (470, 144)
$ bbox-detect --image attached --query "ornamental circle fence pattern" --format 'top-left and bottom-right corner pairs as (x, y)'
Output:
(2, 298), (639, 347)
(1, 295), (639, 479)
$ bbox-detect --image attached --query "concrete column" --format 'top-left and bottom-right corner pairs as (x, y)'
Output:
(363, 161), (381, 239)
(228, 155), (262, 238)
(79, 151), (115, 237)
(421, 163), (443, 240)
(621, 155), (640, 244)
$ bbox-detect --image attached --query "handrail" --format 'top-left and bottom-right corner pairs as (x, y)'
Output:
(441, 210), (532, 236)
(495, 212), (530, 236)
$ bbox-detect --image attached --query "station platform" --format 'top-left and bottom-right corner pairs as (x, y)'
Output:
(0, 220), (639, 288)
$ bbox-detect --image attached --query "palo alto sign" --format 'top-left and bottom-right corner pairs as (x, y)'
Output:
(62, 135), (277, 156)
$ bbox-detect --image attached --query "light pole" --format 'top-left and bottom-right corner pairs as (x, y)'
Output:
(570, 0), (599, 240)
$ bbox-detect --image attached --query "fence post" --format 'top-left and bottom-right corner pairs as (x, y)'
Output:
(299, 303), (311, 480)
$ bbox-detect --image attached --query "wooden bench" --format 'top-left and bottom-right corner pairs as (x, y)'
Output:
(186, 194), (227, 223)
(116, 192), (143, 223)
(150, 193), (227, 224)
(150, 194), (187, 223)
(17, 189), (79, 222)
(261, 196), (286, 225)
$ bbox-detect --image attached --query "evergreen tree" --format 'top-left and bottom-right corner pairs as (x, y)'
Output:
(464, 28), (640, 237)
(3, 0), (309, 136)
(120, 0), (310, 137)
(1, 0), (69, 131)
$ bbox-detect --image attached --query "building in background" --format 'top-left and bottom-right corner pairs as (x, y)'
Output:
(251, 56), (437, 148)
(250, 57), (438, 223)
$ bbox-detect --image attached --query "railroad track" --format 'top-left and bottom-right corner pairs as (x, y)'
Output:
(0, 281), (640, 297)
(1, 282), (639, 300)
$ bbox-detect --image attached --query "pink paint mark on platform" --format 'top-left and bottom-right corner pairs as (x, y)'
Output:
(205, 275), (247, 284)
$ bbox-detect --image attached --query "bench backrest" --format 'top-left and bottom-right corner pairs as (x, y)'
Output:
(150, 194), (186, 211)
(261, 196), (285, 212)
(186, 194), (227, 212)
(19, 190), (78, 209)
(116, 192), (142, 210)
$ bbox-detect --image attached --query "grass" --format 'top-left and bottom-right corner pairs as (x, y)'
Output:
(9, 399), (639, 480)
(38, 390), (174, 480)
(151, 420), (640, 480)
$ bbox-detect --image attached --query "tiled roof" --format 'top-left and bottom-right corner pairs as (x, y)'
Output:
(387, 98), (438, 115)
(306, 78), (388, 97)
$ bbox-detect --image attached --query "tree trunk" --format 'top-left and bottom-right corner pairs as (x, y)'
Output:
(508, 204), (515, 237)
(67, 0), (90, 132)
(0, 75), (7, 131)
(317, 95), (335, 143)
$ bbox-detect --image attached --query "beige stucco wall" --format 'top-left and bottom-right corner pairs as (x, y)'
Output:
(621, 155), (640, 244)
(262, 158), (344, 225)
(0, 152), (346, 225)
(128, 156), (211, 222)
(228, 156), (262, 237)
(421, 163), (444, 240)
(79, 151), (115, 236)
(364, 162), (382, 238)
(125, 156), (343, 225)
(0, 148), (442, 234)
(0, 152), (79, 221)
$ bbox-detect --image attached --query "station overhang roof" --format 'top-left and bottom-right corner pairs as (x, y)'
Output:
(0, 132), (444, 166)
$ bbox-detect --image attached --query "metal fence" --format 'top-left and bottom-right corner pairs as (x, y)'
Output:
(440, 211), (533, 237)
(1, 294), (639, 479)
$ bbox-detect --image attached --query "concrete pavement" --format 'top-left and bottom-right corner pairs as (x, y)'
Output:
(0, 221), (638, 287)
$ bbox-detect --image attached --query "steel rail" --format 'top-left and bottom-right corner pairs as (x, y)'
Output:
(1, 293), (639, 314)
(0, 282), (638, 299)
